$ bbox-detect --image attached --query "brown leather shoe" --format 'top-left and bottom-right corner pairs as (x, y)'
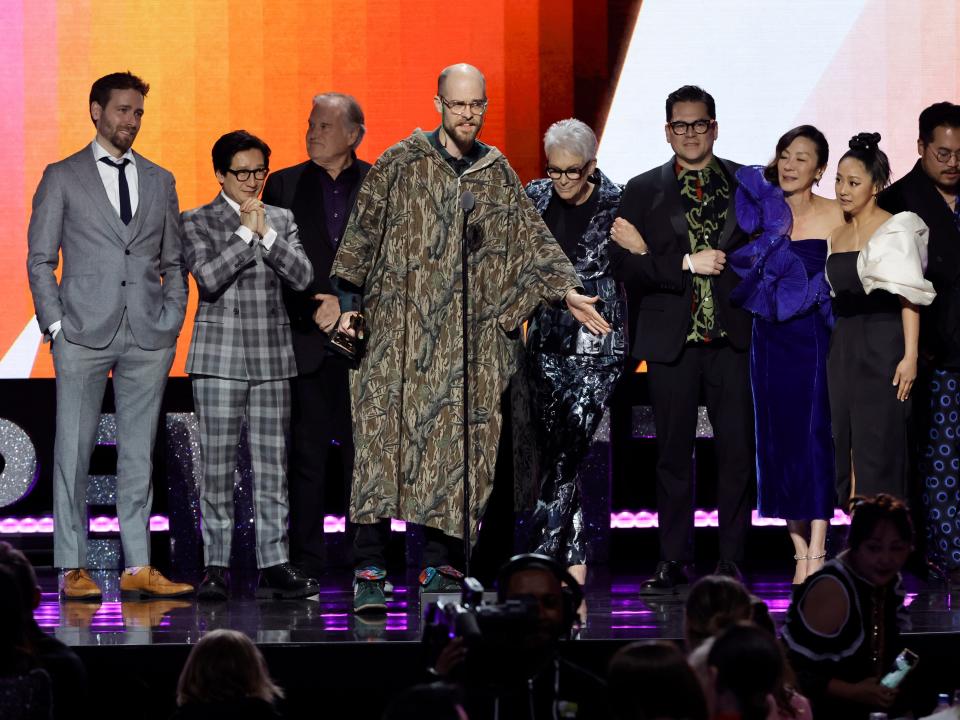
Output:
(60, 569), (102, 602)
(121, 599), (191, 628)
(120, 566), (194, 600)
(60, 601), (102, 627)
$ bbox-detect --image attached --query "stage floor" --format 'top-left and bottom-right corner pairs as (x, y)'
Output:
(33, 568), (960, 647)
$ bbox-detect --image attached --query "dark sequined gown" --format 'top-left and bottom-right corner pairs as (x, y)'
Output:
(522, 171), (625, 565)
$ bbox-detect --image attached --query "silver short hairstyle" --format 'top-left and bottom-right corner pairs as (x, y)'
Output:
(543, 118), (597, 163)
(312, 92), (366, 149)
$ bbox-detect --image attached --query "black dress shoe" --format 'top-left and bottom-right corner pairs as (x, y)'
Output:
(256, 563), (320, 600)
(197, 566), (229, 602)
(639, 561), (689, 595)
(714, 560), (744, 582)
(291, 560), (324, 583)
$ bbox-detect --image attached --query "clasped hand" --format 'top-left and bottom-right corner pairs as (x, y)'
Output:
(239, 198), (270, 237)
(610, 217), (648, 255)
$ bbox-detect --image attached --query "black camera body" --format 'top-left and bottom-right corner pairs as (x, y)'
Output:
(423, 577), (541, 688)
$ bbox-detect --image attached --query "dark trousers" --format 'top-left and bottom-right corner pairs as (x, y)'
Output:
(647, 342), (753, 565)
(353, 520), (464, 572)
(287, 356), (353, 571)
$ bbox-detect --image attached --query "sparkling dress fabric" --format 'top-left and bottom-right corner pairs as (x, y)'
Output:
(729, 166), (835, 520)
(522, 172), (625, 565)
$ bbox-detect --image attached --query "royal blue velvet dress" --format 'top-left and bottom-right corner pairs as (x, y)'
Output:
(730, 167), (835, 520)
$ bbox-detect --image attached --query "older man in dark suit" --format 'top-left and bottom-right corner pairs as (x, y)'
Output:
(609, 85), (753, 594)
(27, 71), (192, 602)
(182, 130), (315, 600)
(262, 93), (370, 579)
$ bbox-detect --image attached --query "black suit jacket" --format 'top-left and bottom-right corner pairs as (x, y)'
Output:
(610, 157), (751, 363)
(262, 158), (371, 373)
(879, 160), (960, 367)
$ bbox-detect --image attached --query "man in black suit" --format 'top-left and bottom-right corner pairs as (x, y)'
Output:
(262, 93), (371, 578)
(878, 102), (960, 583)
(609, 85), (753, 593)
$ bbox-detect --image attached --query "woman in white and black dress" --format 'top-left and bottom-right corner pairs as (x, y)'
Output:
(827, 133), (936, 502)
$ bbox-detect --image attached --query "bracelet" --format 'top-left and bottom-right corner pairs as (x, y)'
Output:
(684, 253), (696, 275)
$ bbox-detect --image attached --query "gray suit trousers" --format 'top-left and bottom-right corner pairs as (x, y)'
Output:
(192, 377), (291, 568)
(52, 314), (174, 568)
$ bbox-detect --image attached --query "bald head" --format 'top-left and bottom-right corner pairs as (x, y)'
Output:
(437, 63), (486, 97)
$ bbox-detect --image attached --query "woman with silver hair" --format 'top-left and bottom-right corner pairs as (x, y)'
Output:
(521, 118), (627, 588)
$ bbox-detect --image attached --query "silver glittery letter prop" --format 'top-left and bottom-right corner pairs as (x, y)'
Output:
(0, 419), (39, 508)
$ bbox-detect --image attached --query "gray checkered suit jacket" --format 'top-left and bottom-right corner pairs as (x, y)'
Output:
(182, 194), (313, 380)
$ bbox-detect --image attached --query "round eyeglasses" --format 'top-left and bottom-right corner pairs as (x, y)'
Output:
(226, 167), (269, 182)
(439, 96), (488, 117)
(668, 119), (714, 136)
(545, 164), (591, 180)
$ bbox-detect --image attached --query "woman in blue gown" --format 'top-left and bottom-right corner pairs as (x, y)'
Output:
(730, 126), (844, 584)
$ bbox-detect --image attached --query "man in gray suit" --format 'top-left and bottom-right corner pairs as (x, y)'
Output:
(27, 72), (193, 601)
(182, 130), (317, 600)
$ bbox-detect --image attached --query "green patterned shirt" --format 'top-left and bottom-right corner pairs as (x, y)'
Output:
(677, 159), (730, 342)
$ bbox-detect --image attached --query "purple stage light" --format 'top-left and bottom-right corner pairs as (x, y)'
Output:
(0, 509), (850, 535)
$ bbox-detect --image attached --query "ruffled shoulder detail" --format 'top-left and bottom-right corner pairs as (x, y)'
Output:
(729, 166), (830, 321)
(733, 165), (792, 236)
(858, 211), (936, 306)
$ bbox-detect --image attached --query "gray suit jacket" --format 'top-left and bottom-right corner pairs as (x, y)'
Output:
(26, 145), (188, 350)
(182, 194), (313, 381)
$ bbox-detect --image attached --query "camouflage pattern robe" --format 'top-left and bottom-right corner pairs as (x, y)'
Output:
(331, 130), (580, 541)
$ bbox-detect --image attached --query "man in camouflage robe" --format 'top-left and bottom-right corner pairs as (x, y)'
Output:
(332, 64), (610, 612)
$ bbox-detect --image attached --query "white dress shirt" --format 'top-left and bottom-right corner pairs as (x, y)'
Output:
(91, 139), (139, 217)
(220, 191), (277, 250)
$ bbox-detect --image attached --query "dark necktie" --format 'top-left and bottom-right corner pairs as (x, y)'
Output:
(99, 157), (132, 224)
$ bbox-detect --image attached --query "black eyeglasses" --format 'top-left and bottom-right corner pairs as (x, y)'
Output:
(545, 164), (592, 180)
(226, 167), (269, 182)
(931, 147), (960, 164)
(439, 96), (488, 116)
(668, 119), (714, 136)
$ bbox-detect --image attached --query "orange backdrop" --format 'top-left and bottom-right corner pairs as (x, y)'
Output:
(1, 0), (581, 377)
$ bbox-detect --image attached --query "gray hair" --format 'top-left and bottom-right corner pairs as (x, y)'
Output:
(543, 118), (597, 162)
(312, 92), (366, 149)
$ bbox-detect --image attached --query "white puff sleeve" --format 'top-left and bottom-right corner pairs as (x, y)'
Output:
(857, 211), (936, 306)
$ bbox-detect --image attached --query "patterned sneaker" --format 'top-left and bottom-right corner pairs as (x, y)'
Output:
(353, 566), (387, 614)
(419, 565), (465, 593)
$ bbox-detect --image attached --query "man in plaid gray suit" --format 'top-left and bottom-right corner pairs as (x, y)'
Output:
(182, 130), (317, 600)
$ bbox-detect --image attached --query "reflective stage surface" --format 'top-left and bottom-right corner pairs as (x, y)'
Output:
(34, 569), (960, 647)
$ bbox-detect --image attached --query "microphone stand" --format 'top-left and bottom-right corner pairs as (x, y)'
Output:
(459, 190), (476, 577)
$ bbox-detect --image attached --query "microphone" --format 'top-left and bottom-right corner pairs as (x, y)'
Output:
(460, 191), (476, 216)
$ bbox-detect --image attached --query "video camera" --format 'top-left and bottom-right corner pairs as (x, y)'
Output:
(423, 577), (543, 688)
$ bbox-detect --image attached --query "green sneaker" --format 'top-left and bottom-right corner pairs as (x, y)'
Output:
(353, 566), (387, 614)
(419, 565), (465, 593)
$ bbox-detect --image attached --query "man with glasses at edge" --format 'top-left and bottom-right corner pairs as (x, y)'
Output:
(879, 102), (960, 585)
(608, 85), (753, 594)
(181, 130), (316, 601)
(331, 63), (609, 614)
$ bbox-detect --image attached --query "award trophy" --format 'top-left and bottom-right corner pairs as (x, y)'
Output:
(328, 312), (366, 361)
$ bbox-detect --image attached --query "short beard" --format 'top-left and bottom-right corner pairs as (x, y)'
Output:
(110, 128), (135, 152)
(442, 117), (479, 152)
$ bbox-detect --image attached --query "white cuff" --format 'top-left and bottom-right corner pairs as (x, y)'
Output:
(236, 225), (257, 246)
(260, 227), (278, 251)
(48, 320), (62, 340)
(685, 253), (697, 275)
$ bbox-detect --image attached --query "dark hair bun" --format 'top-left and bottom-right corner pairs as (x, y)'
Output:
(849, 132), (882, 151)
